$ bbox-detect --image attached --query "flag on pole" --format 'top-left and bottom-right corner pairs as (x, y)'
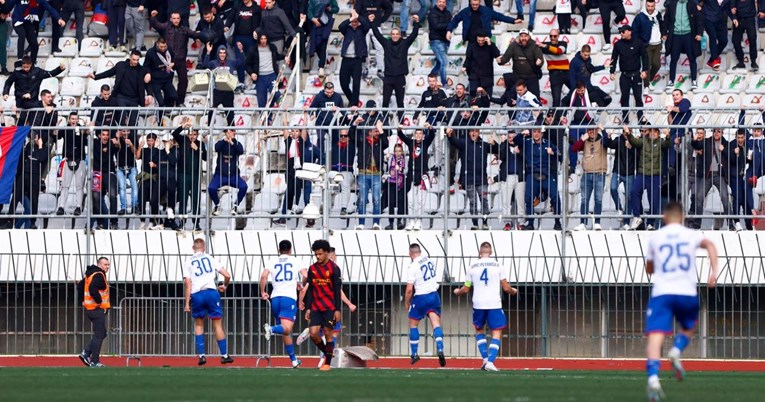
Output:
(0, 126), (32, 204)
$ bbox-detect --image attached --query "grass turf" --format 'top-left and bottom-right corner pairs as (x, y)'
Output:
(0, 367), (763, 401)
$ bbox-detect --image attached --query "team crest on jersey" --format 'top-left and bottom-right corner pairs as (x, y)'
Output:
(325, 268), (331, 278)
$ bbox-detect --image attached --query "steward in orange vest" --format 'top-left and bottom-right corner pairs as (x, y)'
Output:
(77, 258), (111, 367)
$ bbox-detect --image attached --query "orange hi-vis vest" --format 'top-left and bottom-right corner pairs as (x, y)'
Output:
(82, 271), (110, 310)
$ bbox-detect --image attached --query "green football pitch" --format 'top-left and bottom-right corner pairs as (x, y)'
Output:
(1, 368), (763, 401)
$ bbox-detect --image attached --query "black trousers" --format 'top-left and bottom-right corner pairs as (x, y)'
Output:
(468, 75), (494, 97)
(733, 16), (757, 64)
(10, 176), (41, 228)
(340, 57), (363, 107)
(91, 173), (118, 228)
(382, 75), (406, 122)
(619, 72), (643, 123)
(84, 309), (108, 364)
(53, 0), (85, 51)
(599, 1), (626, 43)
(380, 182), (407, 225)
(14, 21), (40, 64)
(284, 166), (306, 214)
(208, 90), (235, 127)
(139, 178), (160, 223)
(175, 60), (188, 106)
(549, 70), (570, 107)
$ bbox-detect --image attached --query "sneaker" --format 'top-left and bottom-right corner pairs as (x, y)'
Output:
(221, 355), (234, 364)
(471, 225), (480, 230)
(317, 353), (326, 368)
(78, 351), (91, 367)
(166, 208), (175, 219)
(503, 223), (512, 231)
(272, 218), (287, 225)
(318, 67), (325, 78)
(668, 349), (685, 381)
(292, 359), (302, 368)
(602, 43), (611, 52)
(593, 223), (602, 231)
(397, 222), (407, 230)
(405, 220), (415, 231)
(734, 62), (746, 70)
(263, 323), (272, 341)
(212, 206), (222, 216)
(553, 221), (562, 231)
(384, 224), (394, 230)
(706, 60), (716, 70)
(573, 223), (586, 231)
(90, 362), (106, 368)
(296, 328), (310, 345)
(665, 82), (674, 92)
(410, 354), (420, 365)
(73, 207), (82, 216)
(319, 364), (332, 371)
(646, 381), (665, 402)
(735, 222), (744, 232)
(629, 217), (643, 230)
(646, 224), (655, 230)
(754, 62), (760, 72)
(198, 355), (207, 366)
(0, 66), (9, 75)
(622, 223), (631, 230)
(56, 207), (65, 215)
(117, 209), (126, 216)
(372, 223), (381, 230)
(484, 362), (499, 371)
(340, 207), (348, 215)
(231, 205), (238, 216)
(690, 80), (697, 90)
(413, 220), (422, 231)
(713, 57), (721, 69)
(438, 351), (446, 367)
(355, 224), (364, 230)
(481, 358), (488, 370)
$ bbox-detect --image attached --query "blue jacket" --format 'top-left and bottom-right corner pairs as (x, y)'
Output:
(568, 51), (604, 89)
(447, 6), (517, 43)
(213, 138), (245, 177)
(339, 18), (369, 59)
(694, 0), (733, 23)
(7, 0), (60, 24)
(490, 140), (524, 180)
(311, 91), (345, 126)
(517, 136), (558, 177)
(447, 136), (491, 186)
(632, 11), (665, 45)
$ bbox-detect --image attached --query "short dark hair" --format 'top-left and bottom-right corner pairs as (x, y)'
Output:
(21, 56), (32, 65)
(96, 256), (109, 264)
(329, 247), (336, 253)
(456, 83), (466, 90)
(646, 0), (655, 3)
(278, 240), (292, 254)
(130, 49), (142, 57)
(480, 242), (492, 251)
(515, 79), (527, 88)
(427, 73), (438, 80)
(576, 81), (586, 89)
(409, 243), (421, 253)
(40, 89), (52, 97)
(672, 89), (684, 96)
(581, 44), (591, 52)
(664, 201), (685, 216)
(312, 239), (331, 252)
(156, 37), (166, 45)
(100, 84), (111, 92)
(69, 111), (78, 117)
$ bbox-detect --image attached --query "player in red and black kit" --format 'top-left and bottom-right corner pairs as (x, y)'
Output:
(302, 239), (342, 371)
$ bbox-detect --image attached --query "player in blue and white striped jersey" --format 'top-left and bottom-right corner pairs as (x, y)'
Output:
(404, 243), (446, 367)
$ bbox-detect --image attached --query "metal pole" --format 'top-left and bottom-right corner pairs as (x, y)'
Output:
(295, 32), (301, 101)
(206, 68), (215, 242)
(322, 127), (331, 237)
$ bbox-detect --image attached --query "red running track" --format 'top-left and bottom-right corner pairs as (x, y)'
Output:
(1, 356), (765, 371)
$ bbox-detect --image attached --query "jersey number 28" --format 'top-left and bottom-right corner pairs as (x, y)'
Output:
(420, 261), (436, 281)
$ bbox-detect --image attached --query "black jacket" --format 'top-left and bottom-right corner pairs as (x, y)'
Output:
(414, 87), (448, 121)
(2, 66), (65, 101)
(172, 126), (207, 176)
(30, 101), (58, 144)
(609, 37), (649, 74)
(465, 41), (500, 79)
(397, 128), (436, 184)
(448, 136), (491, 186)
(490, 139), (525, 180)
(428, 6), (452, 42)
(226, 2), (262, 37)
(57, 124), (87, 163)
(149, 16), (199, 60)
(93, 61), (151, 105)
(143, 45), (176, 80)
(349, 123), (389, 174)
(195, 16), (226, 49)
(91, 95), (118, 127)
(730, 0), (763, 19)
(91, 138), (119, 174)
(691, 136), (732, 178)
(339, 19), (369, 59)
(17, 139), (49, 181)
(727, 138), (749, 177)
(663, 0), (704, 56)
(354, 0), (392, 25)
(368, 20), (419, 77)
(608, 134), (639, 176)
(245, 44), (284, 76)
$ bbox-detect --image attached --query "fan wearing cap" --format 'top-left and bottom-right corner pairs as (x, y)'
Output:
(135, 133), (162, 228)
(463, 30), (500, 98)
(89, 129), (120, 230)
(497, 29), (544, 99)
(609, 25), (649, 124)
(663, 0), (703, 91)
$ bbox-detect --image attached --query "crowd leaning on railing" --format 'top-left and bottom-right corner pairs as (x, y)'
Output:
(0, 0), (764, 231)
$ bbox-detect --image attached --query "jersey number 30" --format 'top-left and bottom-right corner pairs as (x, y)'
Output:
(659, 242), (691, 273)
(274, 263), (294, 282)
(192, 257), (214, 277)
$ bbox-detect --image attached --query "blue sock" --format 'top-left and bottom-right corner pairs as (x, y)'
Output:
(285, 344), (296, 362)
(476, 334), (488, 359)
(673, 334), (690, 352)
(195, 334), (205, 356)
(433, 327), (444, 353)
(217, 339), (228, 356)
(409, 328), (420, 356)
(647, 359), (661, 379)
(488, 339), (501, 363)
(272, 325), (284, 335)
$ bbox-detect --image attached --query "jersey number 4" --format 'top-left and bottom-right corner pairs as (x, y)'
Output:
(420, 261), (436, 281)
(480, 268), (489, 285)
(192, 257), (214, 277)
(274, 263), (294, 282)
(659, 242), (691, 273)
